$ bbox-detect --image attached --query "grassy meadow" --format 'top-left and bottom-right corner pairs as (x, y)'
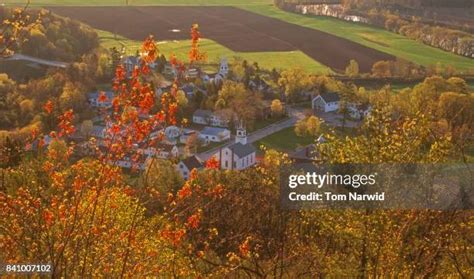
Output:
(98, 29), (333, 74)
(255, 127), (314, 152)
(242, 5), (474, 73)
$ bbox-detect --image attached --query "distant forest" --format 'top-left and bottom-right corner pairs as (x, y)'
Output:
(279, 0), (473, 8)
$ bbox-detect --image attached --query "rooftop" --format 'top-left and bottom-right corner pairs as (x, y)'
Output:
(200, 126), (229, 136)
(319, 92), (340, 103)
(228, 142), (256, 158)
(88, 91), (114, 100)
(181, 156), (203, 170)
(194, 109), (213, 118)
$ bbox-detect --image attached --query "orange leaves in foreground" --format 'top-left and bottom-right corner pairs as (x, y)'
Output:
(58, 109), (75, 137)
(43, 100), (53, 114)
(2, 27), (222, 277)
(98, 91), (108, 103)
(186, 210), (202, 230)
(205, 156), (220, 169)
(189, 24), (207, 63)
(140, 35), (158, 64)
(239, 237), (251, 258)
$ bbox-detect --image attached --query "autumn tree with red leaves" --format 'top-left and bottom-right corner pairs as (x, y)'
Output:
(0, 25), (220, 277)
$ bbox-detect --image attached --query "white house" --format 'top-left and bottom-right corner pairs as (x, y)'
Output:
(176, 155), (203, 180)
(348, 104), (372, 120)
(88, 91), (114, 108)
(192, 109), (212, 125)
(140, 143), (179, 159)
(200, 127), (231, 143)
(213, 126), (256, 170)
(192, 109), (230, 127)
(312, 92), (340, 113)
(113, 154), (149, 170)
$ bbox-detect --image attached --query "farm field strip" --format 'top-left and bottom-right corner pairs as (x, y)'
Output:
(98, 29), (333, 74)
(242, 5), (474, 72)
(5, 0), (472, 72)
(48, 6), (395, 72)
(3, 0), (273, 6)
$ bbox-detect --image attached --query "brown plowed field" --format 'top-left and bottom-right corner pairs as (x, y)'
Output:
(49, 6), (395, 72)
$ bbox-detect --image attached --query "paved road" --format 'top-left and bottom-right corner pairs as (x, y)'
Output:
(197, 107), (306, 161)
(3, 54), (69, 68)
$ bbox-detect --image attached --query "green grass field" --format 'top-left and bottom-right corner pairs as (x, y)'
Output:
(98, 30), (333, 74)
(255, 127), (314, 152)
(5, 0), (473, 73)
(241, 5), (474, 73)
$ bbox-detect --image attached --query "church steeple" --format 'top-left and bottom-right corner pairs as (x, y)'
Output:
(219, 58), (229, 77)
(235, 120), (247, 145)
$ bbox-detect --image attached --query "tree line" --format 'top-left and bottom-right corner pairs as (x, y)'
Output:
(1, 8), (473, 277)
(274, 0), (474, 59)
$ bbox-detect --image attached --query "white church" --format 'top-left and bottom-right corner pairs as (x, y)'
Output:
(202, 58), (229, 85)
(213, 124), (256, 170)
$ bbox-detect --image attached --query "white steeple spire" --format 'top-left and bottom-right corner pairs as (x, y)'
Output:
(235, 120), (247, 145)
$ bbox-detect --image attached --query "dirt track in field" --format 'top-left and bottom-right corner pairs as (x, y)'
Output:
(49, 6), (395, 72)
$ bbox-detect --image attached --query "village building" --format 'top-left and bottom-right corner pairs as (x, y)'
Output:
(113, 153), (149, 171)
(192, 109), (230, 127)
(176, 155), (204, 180)
(179, 129), (207, 145)
(122, 55), (156, 77)
(209, 58), (229, 84)
(90, 125), (107, 139)
(288, 136), (325, 163)
(214, 126), (256, 170)
(200, 127), (231, 143)
(348, 103), (372, 120)
(123, 56), (140, 76)
(181, 83), (195, 98)
(140, 143), (179, 159)
(88, 91), (114, 108)
(163, 63), (177, 77)
(185, 67), (200, 79)
(248, 78), (273, 95)
(312, 92), (341, 113)
(289, 144), (319, 164)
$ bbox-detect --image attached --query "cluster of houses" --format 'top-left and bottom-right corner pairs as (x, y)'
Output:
(63, 52), (372, 181)
(82, 54), (258, 179)
(311, 92), (371, 120)
(175, 125), (257, 179)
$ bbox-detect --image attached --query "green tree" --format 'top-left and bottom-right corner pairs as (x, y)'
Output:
(59, 82), (87, 112)
(216, 80), (262, 126)
(270, 99), (284, 118)
(345, 59), (360, 77)
(278, 68), (312, 103)
(306, 115), (322, 136)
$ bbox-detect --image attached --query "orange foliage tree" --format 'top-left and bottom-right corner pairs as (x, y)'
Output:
(0, 25), (224, 277)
